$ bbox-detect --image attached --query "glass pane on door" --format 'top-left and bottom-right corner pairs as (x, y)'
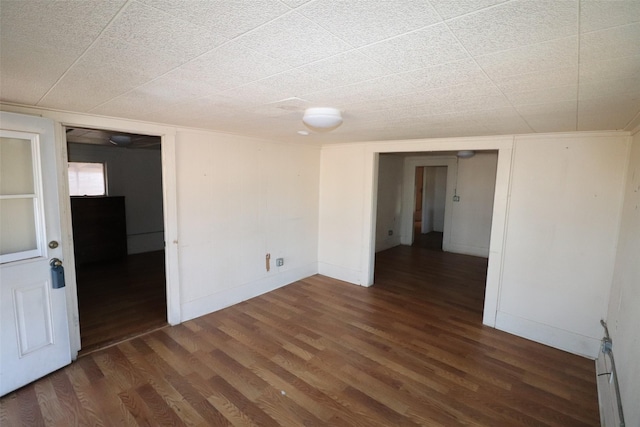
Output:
(0, 137), (35, 195)
(0, 198), (37, 255)
(0, 132), (42, 262)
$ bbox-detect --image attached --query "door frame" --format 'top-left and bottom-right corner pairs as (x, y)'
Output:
(363, 136), (514, 327)
(2, 105), (181, 358)
(400, 157), (456, 251)
(59, 120), (180, 357)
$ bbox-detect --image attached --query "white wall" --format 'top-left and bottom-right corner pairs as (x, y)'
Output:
(448, 153), (497, 257)
(496, 134), (628, 357)
(68, 143), (164, 254)
(318, 133), (629, 357)
(375, 155), (403, 252)
(175, 130), (320, 321)
(318, 144), (367, 284)
(601, 130), (640, 427)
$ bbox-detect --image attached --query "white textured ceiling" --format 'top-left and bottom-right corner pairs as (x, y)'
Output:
(1, 0), (639, 143)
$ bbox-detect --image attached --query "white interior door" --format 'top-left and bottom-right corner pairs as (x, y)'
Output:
(0, 111), (71, 396)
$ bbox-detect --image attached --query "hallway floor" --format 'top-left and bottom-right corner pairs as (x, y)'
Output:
(76, 250), (167, 354)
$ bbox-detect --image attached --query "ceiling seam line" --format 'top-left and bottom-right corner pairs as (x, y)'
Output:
(140, 2), (298, 43)
(440, 0), (519, 23)
(472, 33), (578, 62)
(438, 9), (535, 134)
(283, 0), (521, 59)
(113, 46), (483, 114)
(282, 14), (501, 98)
(225, 9), (298, 42)
(150, 53), (475, 115)
(292, 17), (444, 50)
(85, 34), (261, 113)
(208, 48), (509, 110)
(89, 4), (408, 114)
(298, 55), (481, 97)
(623, 110), (640, 131)
(236, 12), (447, 76)
(406, 6), (500, 134)
(274, 12), (421, 95)
(90, 3), (582, 116)
(579, 20), (640, 36)
(88, 8), (306, 113)
(205, 42), (485, 105)
(35, 0), (134, 106)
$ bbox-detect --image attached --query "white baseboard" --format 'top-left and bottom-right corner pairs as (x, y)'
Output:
(446, 242), (489, 258)
(375, 238), (401, 253)
(181, 263), (318, 322)
(317, 262), (362, 286)
(495, 311), (601, 358)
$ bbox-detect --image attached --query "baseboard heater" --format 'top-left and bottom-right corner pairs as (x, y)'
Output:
(596, 320), (625, 427)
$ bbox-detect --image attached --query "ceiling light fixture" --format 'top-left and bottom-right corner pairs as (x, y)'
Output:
(302, 107), (342, 131)
(457, 150), (475, 158)
(109, 135), (132, 147)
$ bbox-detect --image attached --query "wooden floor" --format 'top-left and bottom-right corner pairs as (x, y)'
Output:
(413, 231), (444, 251)
(76, 250), (167, 354)
(0, 245), (600, 426)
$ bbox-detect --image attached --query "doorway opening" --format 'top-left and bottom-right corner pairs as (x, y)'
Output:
(373, 151), (498, 321)
(412, 166), (447, 251)
(66, 127), (167, 354)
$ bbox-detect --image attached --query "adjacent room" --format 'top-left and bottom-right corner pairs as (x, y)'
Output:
(1, 1), (638, 426)
(66, 127), (167, 353)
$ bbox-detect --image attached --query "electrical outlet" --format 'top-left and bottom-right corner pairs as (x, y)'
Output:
(276, 258), (284, 267)
(388, 230), (393, 236)
(453, 195), (460, 202)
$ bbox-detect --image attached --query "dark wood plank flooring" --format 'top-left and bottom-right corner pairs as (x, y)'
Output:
(76, 250), (167, 354)
(413, 231), (444, 251)
(0, 245), (599, 426)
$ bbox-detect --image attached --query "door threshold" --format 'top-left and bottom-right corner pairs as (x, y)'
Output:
(78, 323), (169, 358)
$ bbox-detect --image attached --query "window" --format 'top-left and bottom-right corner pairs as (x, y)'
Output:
(68, 162), (106, 196)
(0, 131), (45, 263)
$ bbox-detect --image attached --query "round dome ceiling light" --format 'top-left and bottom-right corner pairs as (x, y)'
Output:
(109, 134), (133, 147)
(302, 107), (343, 131)
(457, 150), (475, 158)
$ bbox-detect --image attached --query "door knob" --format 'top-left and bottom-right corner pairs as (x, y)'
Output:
(49, 258), (62, 267)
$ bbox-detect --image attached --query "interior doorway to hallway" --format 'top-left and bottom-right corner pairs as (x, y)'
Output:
(66, 127), (167, 354)
(373, 150), (499, 323)
(413, 165), (447, 250)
